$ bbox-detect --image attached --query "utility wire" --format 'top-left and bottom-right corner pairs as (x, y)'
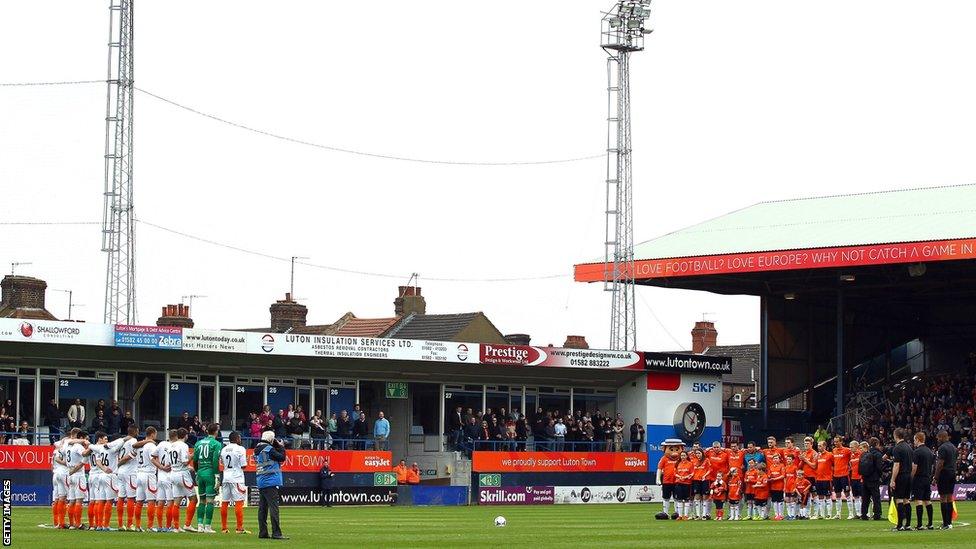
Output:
(134, 88), (603, 166)
(637, 289), (686, 350)
(0, 79), (103, 87)
(136, 218), (568, 282)
(0, 221), (100, 225)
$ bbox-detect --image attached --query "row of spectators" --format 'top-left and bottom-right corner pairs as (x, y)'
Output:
(241, 404), (391, 450)
(448, 406), (645, 453)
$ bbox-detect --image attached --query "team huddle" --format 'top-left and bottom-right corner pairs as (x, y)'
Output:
(49, 423), (251, 534)
(656, 431), (957, 530)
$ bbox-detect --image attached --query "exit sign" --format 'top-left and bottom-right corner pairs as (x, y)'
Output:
(385, 382), (408, 399)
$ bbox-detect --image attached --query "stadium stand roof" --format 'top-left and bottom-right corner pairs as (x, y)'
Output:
(631, 183), (976, 259)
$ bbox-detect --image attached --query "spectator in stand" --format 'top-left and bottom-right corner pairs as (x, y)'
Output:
(67, 398), (85, 429)
(477, 419), (491, 450)
(553, 418), (566, 450)
(251, 412), (264, 447)
(463, 408), (474, 425)
(613, 417), (625, 452)
(336, 410), (352, 450)
(630, 418), (645, 452)
(374, 411), (390, 451)
(352, 404), (362, 421)
(0, 409), (14, 443)
(515, 418), (528, 451)
(449, 406), (464, 451)
(120, 410), (135, 435)
(327, 412), (338, 442)
(259, 405), (273, 427)
(353, 411), (370, 449)
(406, 463), (421, 485)
(544, 418), (557, 452)
(94, 399), (106, 417)
(318, 456), (335, 507)
(176, 410), (193, 431)
(287, 411), (306, 449)
(90, 409), (108, 433)
(15, 420), (31, 444)
(271, 409), (286, 439)
(310, 410), (327, 450)
(43, 397), (61, 443)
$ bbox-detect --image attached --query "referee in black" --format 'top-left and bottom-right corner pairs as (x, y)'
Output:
(889, 428), (913, 531)
(910, 432), (935, 530)
(933, 430), (957, 529)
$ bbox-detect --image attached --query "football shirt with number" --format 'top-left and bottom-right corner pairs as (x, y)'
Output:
(193, 436), (223, 497)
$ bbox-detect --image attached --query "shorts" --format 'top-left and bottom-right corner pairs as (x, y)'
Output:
(714, 500), (724, 509)
(798, 493), (810, 505)
(121, 473), (138, 499)
(770, 490), (784, 503)
(156, 472), (173, 502)
(850, 479), (862, 494)
(893, 473), (911, 500)
(815, 480), (831, 497)
(911, 477), (932, 502)
(937, 471), (955, 497)
(196, 471), (217, 498)
(135, 471), (158, 502)
(52, 472), (69, 499)
(754, 498), (768, 506)
(692, 480), (709, 496)
(745, 493), (754, 501)
(728, 499), (740, 506)
(832, 476), (849, 493)
(220, 482), (248, 503)
(674, 483), (691, 501)
(170, 470), (195, 499)
(661, 484), (675, 500)
(89, 475), (109, 500)
(67, 472), (88, 501)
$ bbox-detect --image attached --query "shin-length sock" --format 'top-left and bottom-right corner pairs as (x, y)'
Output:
(134, 501), (144, 529)
(126, 499), (135, 528)
(103, 499), (113, 528)
(234, 501), (245, 531)
(925, 503), (933, 527)
(220, 502), (229, 530)
(155, 501), (164, 527)
(185, 498), (197, 526)
(915, 505), (923, 528)
(146, 501), (156, 528)
(204, 502), (215, 526)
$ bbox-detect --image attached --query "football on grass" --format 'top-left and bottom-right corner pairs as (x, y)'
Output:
(494, 516), (507, 527)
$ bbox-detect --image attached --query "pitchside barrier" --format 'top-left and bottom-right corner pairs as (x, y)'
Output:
(471, 451), (660, 505)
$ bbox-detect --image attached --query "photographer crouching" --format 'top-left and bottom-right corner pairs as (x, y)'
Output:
(255, 430), (289, 540)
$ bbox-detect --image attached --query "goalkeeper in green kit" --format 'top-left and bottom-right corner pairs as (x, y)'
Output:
(188, 423), (223, 533)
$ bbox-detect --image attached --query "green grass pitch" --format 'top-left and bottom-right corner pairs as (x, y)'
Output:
(10, 502), (975, 548)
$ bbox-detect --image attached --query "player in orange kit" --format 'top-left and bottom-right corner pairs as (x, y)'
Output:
(767, 454), (786, 520)
(800, 437), (818, 518)
(752, 463), (770, 520)
(691, 449), (709, 519)
(704, 441), (727, 519)
(726, 467), (743, 521)
(794, 469), (812, 519)
(725, 442), (744, 517)
(848, 440), (863, 520)
(762, 436), (782, 465)
(674, 451), (694, 520)
(783, 454), (799, 520)
(831, 436), (853, 519)
(709, 471), (728, 520)
(814, 440), (833, 519)
(782, 437), (801, 464)
(744, 459), (759, 520)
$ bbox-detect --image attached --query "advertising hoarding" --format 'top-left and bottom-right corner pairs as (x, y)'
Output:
(0, 318), (114, 347)
(477, 486), (555, 505)
(114, 324), (182, 349)
(472, 451), (648, 473)
(246, 333), (475, 363)
(181, 328), (246, 353)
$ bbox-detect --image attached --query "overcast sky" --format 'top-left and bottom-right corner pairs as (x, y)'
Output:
(3, 1), (976, 350)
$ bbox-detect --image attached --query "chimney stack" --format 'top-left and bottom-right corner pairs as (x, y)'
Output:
(270, 293), (308, 333)
(691, 321), (718, 354)
(504, 333), (531, 346)
(1, 275), (47, 310)
(563, 335), (589, 349)
(394, 286), (426, 317)
(157, 304), (194, 328)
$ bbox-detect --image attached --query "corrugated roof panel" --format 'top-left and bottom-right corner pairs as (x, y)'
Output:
(630, 184), (976, 260)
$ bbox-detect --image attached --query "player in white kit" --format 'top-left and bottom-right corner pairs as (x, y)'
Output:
(218, 431), (251, 534)
(165, 428), (193, 533)
(51, 429), (83, 528)
(152, 430), (174, 532)
(64, 431), (92, 529)
(117, 425), (141, 530)
(132, 426), (160, 531)
(87, 430), (133, 531)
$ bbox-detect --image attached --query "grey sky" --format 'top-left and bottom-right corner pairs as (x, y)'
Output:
(2, 1), (975, 349)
